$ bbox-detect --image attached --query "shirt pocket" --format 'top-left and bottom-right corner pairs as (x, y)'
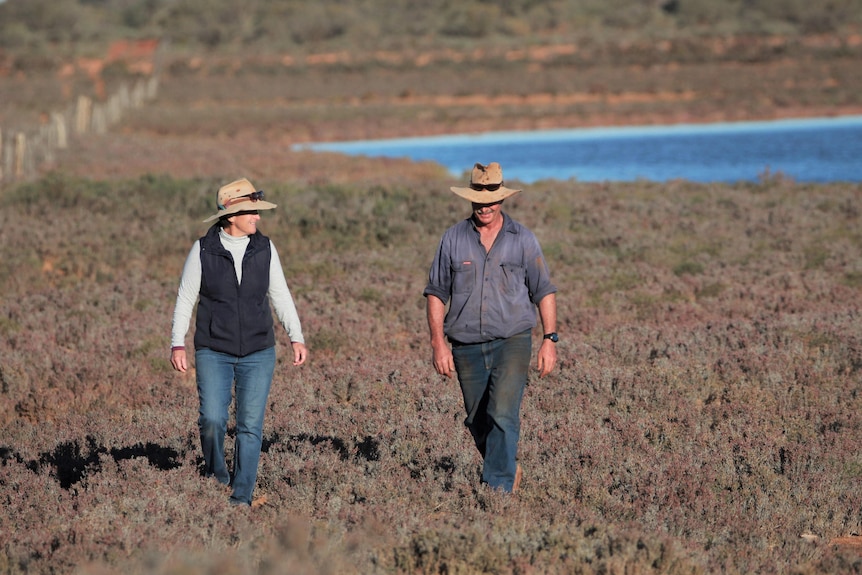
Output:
(500, 262), (527, 296)
(452, 261), (475, 294)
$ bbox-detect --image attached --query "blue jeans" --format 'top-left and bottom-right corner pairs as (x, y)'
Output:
(452, 330), (531, 492)
(195, 346), (275, 505)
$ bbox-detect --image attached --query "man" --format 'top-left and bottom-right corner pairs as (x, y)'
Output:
(424, 162), (558, 493)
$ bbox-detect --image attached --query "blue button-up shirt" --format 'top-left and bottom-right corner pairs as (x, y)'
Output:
(424, 212), (557, 344)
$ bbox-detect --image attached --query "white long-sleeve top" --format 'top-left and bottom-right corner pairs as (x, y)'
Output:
(171, 229), (305, 348)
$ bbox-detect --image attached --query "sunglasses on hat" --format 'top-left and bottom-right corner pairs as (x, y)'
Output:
(220, 190), (265, 210)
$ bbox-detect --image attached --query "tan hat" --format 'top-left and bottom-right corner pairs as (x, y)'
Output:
(203, 178), (278, 222)
(450, 162), (521, 203)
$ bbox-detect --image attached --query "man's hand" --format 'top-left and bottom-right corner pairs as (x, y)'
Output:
(536, 339), (557, 377)
(291, 342), (308, 366)
(432, 340), (455, 379)
(427, 295), (455, 379)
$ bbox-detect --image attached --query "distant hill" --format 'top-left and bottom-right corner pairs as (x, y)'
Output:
(1, 0), (861, 58)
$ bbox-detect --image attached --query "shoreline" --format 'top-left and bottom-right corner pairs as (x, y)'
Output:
(295, 112), (862, 146)
(272, 104), (862, 146)
(49, 107), (862, 184)
(297, 113), (862, 184)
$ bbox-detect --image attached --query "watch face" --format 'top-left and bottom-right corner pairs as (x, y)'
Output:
(546, 333), (559, 342)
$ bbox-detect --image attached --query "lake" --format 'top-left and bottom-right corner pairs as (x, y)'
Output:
(295, 115), (862, 184)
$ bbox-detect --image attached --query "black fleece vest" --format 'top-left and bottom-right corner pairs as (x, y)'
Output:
(194, 226), (275, 357)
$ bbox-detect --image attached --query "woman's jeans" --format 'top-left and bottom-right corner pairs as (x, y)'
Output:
(452, 330), (532, 492)
(195, 346), (275, 505)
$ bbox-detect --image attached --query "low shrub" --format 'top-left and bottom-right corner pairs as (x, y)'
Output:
(1, 174), (861, 573)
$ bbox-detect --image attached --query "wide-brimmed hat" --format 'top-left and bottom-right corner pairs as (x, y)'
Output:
(450, 162), (521, 203)
(203, 177), (278, 223)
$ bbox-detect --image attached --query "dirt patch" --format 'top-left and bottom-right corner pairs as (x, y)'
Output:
(20, 36), (862, 182)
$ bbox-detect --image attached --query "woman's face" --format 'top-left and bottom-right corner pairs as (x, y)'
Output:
(224, 211), (260, 237)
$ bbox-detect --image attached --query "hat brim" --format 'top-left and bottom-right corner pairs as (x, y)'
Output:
(450, 186), (521, 204)
(203, 200), (278, 223)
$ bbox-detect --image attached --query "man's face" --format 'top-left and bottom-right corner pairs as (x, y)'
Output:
(471, 200), (503, 227)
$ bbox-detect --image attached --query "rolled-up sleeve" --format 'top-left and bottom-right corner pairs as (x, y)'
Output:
(423, 230), (454, 304)
(523, 231), (557, 304)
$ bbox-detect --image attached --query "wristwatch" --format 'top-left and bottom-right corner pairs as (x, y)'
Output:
(543, 332), (559, 343)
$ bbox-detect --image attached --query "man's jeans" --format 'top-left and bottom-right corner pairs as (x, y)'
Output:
(452, 330), (531, 492)
(195, 346), (275, 505)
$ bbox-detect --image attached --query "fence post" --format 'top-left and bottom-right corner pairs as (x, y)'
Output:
(131, 80), (145, 108)
(1, 46), (162, 187)
(14, 132), (26, 180)
(52, 112), (68, 149)
(118, 83), (130, 117)
(146, 76), (159, 100)
(2, 131), (12, 184)
(76, 95), (92, 134)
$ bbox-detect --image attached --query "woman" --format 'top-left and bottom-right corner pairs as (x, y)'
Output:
(170, 177), (307, 506)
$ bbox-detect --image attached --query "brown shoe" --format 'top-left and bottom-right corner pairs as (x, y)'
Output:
(251, 494), (268, 509)
(513, 464), (523, 493)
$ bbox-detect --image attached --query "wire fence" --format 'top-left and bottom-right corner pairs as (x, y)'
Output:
(0, 75), (160, 186)
(1, 37), (167, 187)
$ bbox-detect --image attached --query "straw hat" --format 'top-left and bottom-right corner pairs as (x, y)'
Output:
(203, 178), (278, 223)
(450, 162), (521, 203)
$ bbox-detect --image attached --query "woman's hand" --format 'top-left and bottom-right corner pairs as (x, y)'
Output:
(170, 348), (188, 373)
(291, 342), (308, 366)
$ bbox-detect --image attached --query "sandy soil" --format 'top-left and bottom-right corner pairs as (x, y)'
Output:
(21, 36), (862, 182)
(49, 99), (862, 184)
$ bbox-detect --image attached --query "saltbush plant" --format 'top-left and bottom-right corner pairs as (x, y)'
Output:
(3, 0), (862, 54)
(0, 171), (860, 573)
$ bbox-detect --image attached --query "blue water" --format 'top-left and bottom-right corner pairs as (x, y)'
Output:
(295, 116), (862, 184)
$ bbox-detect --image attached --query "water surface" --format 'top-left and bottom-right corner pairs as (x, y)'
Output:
(295, 116), (862, 183)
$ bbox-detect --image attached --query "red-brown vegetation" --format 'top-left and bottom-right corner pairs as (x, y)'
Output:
(2, 8), (862, 571)
(1, 169), (860, 573)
